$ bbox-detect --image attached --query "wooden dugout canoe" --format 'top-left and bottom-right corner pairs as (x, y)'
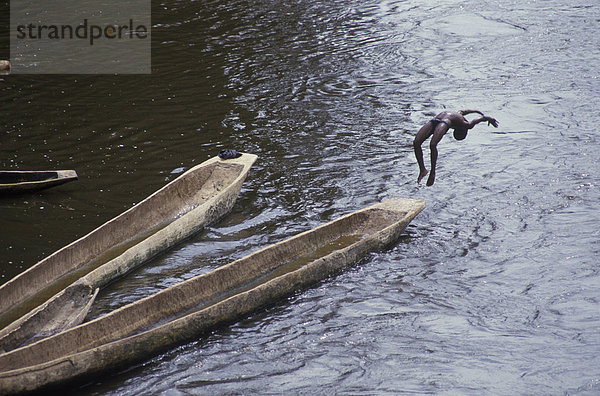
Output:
(0, 198), (424, 394)
(0, 170), (78, 194)
(0, 154), (257, 352)
(0, 60), (10, 75)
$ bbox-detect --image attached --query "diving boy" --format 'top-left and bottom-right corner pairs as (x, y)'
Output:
(413, 110), (499, 186)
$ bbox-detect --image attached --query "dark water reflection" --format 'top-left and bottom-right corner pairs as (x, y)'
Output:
(1, 0), (599, 394)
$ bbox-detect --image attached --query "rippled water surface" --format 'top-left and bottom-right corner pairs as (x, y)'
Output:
(1, 0), (599, 394)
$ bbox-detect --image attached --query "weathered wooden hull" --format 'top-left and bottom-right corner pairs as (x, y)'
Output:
(0, 60), (9, 74)
(0, 198), (424, 394)
(0, 170), (78, 194)
(0, 154), (257, 351)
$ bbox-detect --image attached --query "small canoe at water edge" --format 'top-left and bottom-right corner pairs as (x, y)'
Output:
(0, 154), (257, 352)
(0, 198), (424, 394)
(0, 60), (10, 75)
(0, 170), (78, 194)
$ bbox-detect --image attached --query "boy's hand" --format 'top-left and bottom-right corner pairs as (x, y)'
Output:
(486, 117), (499, 128)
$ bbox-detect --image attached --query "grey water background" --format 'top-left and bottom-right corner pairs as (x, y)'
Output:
(1, 0), (599, 394)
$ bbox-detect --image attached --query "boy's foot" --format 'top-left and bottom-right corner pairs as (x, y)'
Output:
(417, 169), (428, 184)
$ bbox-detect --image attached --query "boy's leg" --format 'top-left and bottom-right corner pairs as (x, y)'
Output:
(413, 122), (433, 183)
(426, 128), (445, 186)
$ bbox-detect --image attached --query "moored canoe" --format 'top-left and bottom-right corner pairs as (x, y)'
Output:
(0, 170), (78, 194)
(0, 154), (257, 351)
(0, 197), (424, 393)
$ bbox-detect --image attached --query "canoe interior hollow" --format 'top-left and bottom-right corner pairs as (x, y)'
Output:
(0, 171), (61, 183)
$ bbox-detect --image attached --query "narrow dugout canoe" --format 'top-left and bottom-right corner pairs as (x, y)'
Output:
(0, 170), (78, 194)
(0, 60), (10, 75)
(0, 154), (257, 352)
(0, 198), (424, 394)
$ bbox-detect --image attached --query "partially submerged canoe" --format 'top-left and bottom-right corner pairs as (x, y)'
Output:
(0, 60), (10, 75)
(0, 198), (424, 394)
(0, 170), (78, 194)
(0, 154), (257, 351)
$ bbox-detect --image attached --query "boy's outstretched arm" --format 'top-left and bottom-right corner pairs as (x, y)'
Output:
(467, 115), (499, 129)
(459, 109), (485, 116)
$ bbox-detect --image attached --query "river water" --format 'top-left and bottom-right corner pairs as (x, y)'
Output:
(1, 0), (599, 394)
